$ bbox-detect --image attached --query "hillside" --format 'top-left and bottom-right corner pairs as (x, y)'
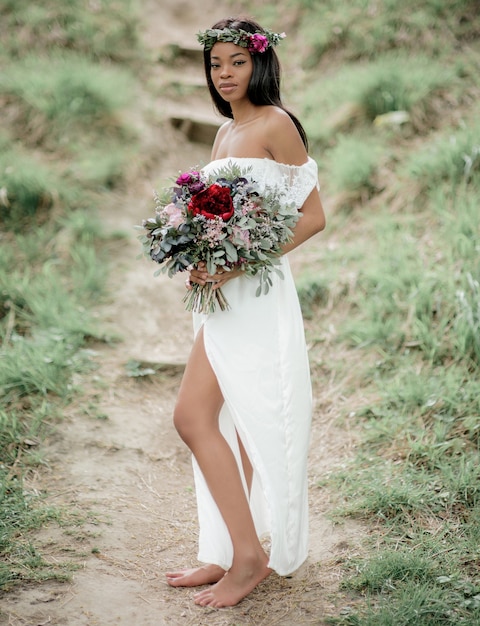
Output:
(1, 0), (479, 624)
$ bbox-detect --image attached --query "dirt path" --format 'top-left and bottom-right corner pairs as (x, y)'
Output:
(1, 3), (364, 625)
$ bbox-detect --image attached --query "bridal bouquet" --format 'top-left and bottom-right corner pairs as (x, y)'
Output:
(138, 162), (299, 314)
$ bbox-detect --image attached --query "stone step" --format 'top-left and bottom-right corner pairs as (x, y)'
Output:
(125, 359), (185, 378)
(169, 115), (220, 144)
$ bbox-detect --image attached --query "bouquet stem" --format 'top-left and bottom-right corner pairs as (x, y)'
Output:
(183, 282), (230, 314)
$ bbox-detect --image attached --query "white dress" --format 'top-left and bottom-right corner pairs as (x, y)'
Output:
(191, 156), (319, 576)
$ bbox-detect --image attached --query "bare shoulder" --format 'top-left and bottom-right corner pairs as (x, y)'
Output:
(263, 106), (293, 125)
(211, 120), (232, 159)
(264, 106), (308, 166)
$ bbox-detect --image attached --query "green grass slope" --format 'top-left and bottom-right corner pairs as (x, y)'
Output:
(1, 1), (479, 622)
(256, 0), (480, 623)
(0, 0), (143, 589)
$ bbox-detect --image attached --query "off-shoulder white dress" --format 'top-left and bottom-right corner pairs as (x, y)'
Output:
(191, 156), (319, 576)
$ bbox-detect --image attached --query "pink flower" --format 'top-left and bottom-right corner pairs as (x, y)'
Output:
(162, 203), (184, 228)
(248, 34), (269, 53)
(175, 170), (205, 194)
(232, 226), (251, 249)
(176, 171), (199, 186)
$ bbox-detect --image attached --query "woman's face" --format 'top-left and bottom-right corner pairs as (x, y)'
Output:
(209, 42), (253, 104)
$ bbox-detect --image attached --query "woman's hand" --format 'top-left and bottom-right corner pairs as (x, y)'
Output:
(186, 262), (242, 290)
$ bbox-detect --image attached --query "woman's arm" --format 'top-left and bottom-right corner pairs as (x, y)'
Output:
(282, 186), (325, 254)
(265, 109), (326, 252)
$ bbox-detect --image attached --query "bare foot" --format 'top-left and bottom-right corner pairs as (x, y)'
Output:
(166, 564), (225, 587)
(193, 555), (272, 607)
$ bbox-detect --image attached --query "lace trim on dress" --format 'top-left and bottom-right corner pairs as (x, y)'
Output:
(270, 159), (319, 209)
(204, 157), (319, 211)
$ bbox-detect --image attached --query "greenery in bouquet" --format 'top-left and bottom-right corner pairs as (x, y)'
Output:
(138, 163), (300, 314)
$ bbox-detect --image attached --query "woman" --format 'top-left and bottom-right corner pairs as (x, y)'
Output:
(166, 16), (326, 608)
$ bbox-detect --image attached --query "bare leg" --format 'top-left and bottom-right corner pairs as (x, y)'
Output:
(166, 327), (271, 605)
(166, 435), (253, 588)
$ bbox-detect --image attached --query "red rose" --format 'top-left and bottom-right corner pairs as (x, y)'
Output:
(188, 184), (234, 220)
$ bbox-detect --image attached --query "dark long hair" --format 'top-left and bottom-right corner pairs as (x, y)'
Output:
(202, 17), (309, 150)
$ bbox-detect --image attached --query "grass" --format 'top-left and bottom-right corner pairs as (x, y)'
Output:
(269, 0), (480, 623)
(296, 272), (331, 319)
(327, 134), (384, 195)
(0, 0), (139, 62)
(0, 146), (79, 227)
(1, 0), (479, 621)
(66, 145), (134, 189)
(0, 0), (143, 590)
(292, 0), (480, 62)
(405, 121), (480, 189)
(0, 222), (109, 592)
(0, 52), (136, 151)
(296, 61), (463, 209)
(334, 580), (480, 625)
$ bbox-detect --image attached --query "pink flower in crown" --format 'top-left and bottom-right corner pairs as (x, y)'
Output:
(248, 34), (269, 53)
(162, 203), (185, 228)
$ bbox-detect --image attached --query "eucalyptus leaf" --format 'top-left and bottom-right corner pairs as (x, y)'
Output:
(223, 240), (238, 262)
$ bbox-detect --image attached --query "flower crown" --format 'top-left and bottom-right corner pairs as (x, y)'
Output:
(197, 27), (286, 53)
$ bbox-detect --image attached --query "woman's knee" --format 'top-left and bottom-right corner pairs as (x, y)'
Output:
(173, 401), (204, 445)
(172, 401), (192, 443)
(172, 400), (218, 447)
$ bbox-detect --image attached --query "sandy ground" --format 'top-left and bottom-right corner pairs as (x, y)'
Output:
(0, 2), (365, 624)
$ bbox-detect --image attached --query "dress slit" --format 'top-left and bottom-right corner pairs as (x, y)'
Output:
(187, 156), (318, 576)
